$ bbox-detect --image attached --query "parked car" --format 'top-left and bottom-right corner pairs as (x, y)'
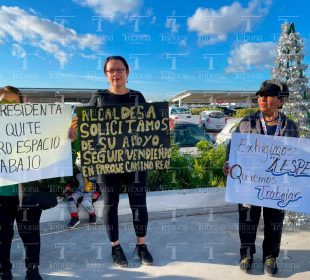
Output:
(198, 110), (226, 131)
(218, 106), (236, 116)
(169, 107), (192, 120)
(216, 118), (242, 145)
(171, 119), (214, 155)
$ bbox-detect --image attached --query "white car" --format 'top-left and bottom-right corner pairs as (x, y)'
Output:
(199, 110), (226, 131)
(216, 118), (242, 145)
(169, 107), (192, 120)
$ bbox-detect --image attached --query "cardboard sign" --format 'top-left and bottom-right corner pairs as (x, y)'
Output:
(225, 133), (310, 214)
(78, 102), (171, 177)
(0, 103), (73, 186)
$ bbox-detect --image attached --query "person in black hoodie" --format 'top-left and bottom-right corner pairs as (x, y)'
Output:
(69, 56), (153, 267)
(98, 56), (153, 267)
(79, 56), (153, 267)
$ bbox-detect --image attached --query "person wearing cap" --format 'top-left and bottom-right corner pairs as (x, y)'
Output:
(223, 80), (299, 276)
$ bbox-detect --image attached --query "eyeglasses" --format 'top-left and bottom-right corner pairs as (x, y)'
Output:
(105, 68), (126, 74)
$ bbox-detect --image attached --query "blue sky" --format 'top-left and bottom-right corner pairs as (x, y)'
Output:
(0, 0), (309, 101)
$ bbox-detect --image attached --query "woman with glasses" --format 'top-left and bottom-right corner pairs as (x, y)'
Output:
(0, 86), (43, 280)
(223, 80), (299, 276)
(86, 56), (153, 267)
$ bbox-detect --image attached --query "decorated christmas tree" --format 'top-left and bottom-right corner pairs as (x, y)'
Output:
(272, 22), (310, 137)
(272, 22), (310, 226)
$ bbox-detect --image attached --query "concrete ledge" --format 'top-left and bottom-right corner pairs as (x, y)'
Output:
(40, 187), (236, 224)
(39, 205), (238, 235)
(120, 204), (238, 223)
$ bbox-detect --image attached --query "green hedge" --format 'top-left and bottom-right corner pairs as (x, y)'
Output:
(191, 107), (223, 115)
(234, 108), (258, 118)
(193, 141), (226, 187)
(147, 144), (199, 191)
(147, 141), (227, 191)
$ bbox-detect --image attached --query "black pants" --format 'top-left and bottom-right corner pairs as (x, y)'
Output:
(0, 196), (42, 273)
(101, 171), (148, 242)
(239, 204), (285, 259)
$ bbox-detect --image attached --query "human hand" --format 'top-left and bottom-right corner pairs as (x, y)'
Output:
(223, 161), (231, 176)
(68, 117), (78, 141)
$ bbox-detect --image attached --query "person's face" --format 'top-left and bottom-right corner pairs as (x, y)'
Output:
(105, 59), (128, 88)
(257, 93), (284, 116)
(0, 92), (21, 104)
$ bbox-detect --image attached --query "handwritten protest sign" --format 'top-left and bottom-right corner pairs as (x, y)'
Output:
(225, 133), (310, 214)
(77, 102), (171, 177)
(0, 103), (73, 186)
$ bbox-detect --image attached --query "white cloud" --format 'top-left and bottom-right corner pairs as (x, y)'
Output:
(187, 0), (272, 45)
(225, 42), (277, 73)
(0, 6), (103, 67)
(74, 0), (142, 21)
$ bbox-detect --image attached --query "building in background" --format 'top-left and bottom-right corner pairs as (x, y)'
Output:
(19, 88), (257, 107)
(169, 90), (257, 107)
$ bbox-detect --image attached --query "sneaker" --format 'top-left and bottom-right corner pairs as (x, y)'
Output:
(25, 267), (43, 280)
(239, 256), (253, 273)
(67, 217), (80, 229)
(134, 244), (153, 265)
(0, 271), (13, 280)
(88, 215), (96, 225)
(112, 245), (128, 267)
(264, 256), (278, 276)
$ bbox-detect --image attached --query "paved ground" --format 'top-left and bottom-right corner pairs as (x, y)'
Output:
(10, 210), (310, 279)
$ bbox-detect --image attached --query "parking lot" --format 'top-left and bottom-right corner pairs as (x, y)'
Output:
(178, 115), (220, 140)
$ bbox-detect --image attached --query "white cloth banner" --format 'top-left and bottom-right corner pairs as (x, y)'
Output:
(225, 133), (310, 214)
(0, 103), (73, 186)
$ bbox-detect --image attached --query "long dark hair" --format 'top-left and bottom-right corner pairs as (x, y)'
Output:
(103, 56), (129, 73)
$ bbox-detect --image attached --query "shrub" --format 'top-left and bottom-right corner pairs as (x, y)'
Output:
(147, 144), (200, 191)
(234, 108), (258, 118)
(193, 141), (226, 187)
(191, 107), (223, 115)
(147, 141), (227, 190)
